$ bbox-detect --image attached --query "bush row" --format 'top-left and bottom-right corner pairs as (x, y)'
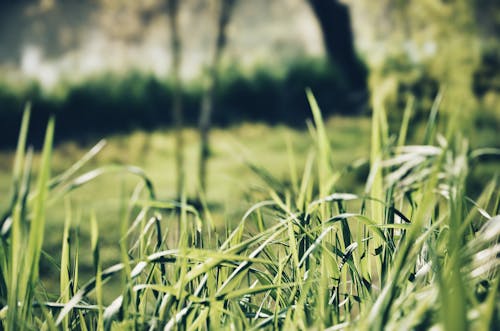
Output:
(0, 58), (368, 148)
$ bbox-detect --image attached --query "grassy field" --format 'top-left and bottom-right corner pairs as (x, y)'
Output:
(0, 116), (372, 294)
(0, 97), (498, 330)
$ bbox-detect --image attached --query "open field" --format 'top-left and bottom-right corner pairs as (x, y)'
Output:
(0, 116), (373, 294)
(0, 101), (498, 329)
(0, 1), (498, 329)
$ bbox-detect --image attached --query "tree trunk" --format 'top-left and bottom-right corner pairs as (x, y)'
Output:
(168, 0), (184, 201)
(307, 0), (367, 93)
(198, 0), (236, 195)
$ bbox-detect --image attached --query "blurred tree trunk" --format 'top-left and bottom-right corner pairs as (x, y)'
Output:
(198, 0), (237, 195)
(167, 0), (184, 200)
(306, 0), (367, 94)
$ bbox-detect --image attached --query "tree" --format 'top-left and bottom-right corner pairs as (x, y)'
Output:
(306, 0), (367, 98)
(198, 0), (237, 195)
(369, 0), (479, 121)
(167, 0), (185, 200)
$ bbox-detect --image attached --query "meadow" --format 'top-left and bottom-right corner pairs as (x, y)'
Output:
(0, 0), (498, 329)
(0, 113), (372, 293)
(0, 89), (498, 330)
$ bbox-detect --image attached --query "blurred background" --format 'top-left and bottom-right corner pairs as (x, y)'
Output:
(0, 0), (498, 143)
(0, 0), (498, 294)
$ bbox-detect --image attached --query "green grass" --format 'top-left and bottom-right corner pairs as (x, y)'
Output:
(0, 116), (371, 277)
(0, 97), (499, 330)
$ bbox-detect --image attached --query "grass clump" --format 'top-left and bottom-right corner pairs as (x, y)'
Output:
(0, 93), (499, 330)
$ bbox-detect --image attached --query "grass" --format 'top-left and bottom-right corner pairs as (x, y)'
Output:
(0, 94), (499, 330)
(0, 116), (371, 275)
